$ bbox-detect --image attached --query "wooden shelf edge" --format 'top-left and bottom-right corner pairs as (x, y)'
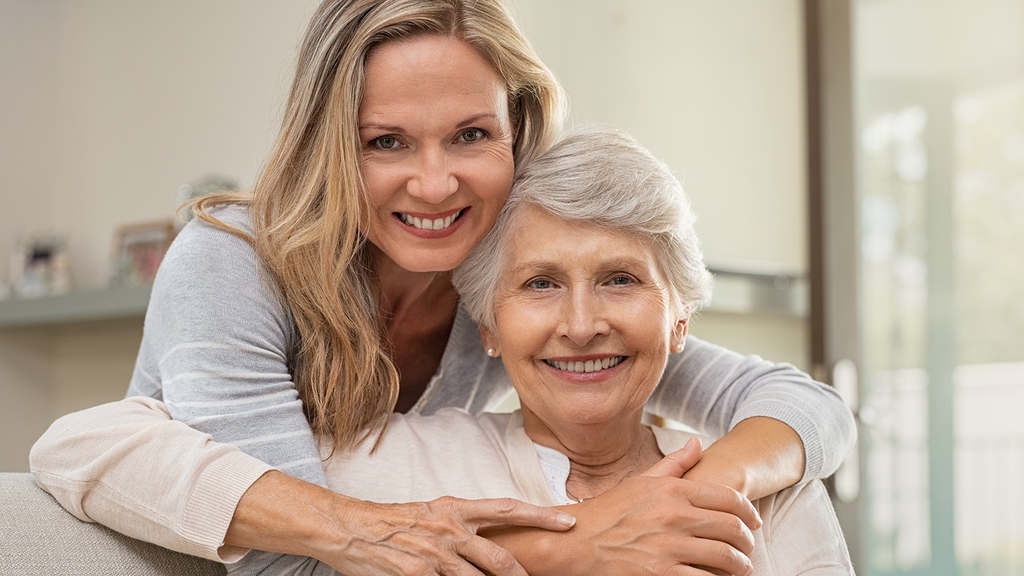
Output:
(0, 285), (151, 328)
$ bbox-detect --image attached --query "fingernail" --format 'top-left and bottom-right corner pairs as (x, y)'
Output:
(556, 513), (576, 528)
(683, 436), (697, 449)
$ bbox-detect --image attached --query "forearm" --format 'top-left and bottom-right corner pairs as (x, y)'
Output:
(225, 470), (356, 559)
(649, 336), (856, 481)
(682, 417), (804, 500)
(483, 517), (574, 576)
(30, 397), (272, 562)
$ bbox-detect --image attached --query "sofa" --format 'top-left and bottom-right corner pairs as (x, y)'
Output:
(0, 473), (225, 576)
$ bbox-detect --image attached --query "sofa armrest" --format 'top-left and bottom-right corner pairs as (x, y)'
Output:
(0, 473), (226, 576)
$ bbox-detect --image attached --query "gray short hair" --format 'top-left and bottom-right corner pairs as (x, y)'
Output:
(453, 127), (712, 331)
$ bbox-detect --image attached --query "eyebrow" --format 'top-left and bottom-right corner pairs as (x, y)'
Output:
(358, 112), (501, 133)
(510, 256), (652, 276)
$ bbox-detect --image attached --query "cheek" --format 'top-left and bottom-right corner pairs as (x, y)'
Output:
(473, 149), (514, 203)
(494, 300), (550, 356)
(359, 162), (393, 210)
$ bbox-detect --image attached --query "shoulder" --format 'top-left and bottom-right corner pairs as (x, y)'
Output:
(161, 205), (257, 275)
(143, 204), (293, 348)
(754, 480), (854, 573)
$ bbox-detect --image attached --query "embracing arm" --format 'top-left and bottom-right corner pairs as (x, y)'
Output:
(30, 398), (574, 575)
(30, 396), (270, 562)
(646, 336), (856, 497)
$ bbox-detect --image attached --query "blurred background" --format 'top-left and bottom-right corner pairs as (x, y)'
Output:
(0, 1), (1021, 574)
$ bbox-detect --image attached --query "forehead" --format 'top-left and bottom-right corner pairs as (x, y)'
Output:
(503, 206), (660, 274)
(361, 35), (506, 107)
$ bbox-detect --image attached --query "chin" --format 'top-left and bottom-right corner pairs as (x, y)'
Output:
(398, 252), (466, 273)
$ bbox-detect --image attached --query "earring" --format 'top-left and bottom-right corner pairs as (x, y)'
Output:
(486, 348), (497, 357)
(672, 342), (685, 354)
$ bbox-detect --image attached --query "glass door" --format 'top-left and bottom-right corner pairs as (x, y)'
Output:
(833, 1), (1024, 574)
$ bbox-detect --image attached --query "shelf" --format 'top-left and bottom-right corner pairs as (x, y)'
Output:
(0, 285), (151, 328)
(704, 267), (808, 317)
(0, 267), (803, 328)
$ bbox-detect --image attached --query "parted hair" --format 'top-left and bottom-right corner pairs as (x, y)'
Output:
(454, 128), (713, 331)
(190, 0), (565, 452)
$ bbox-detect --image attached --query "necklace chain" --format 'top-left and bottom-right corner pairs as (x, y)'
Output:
(564, 434), (648, 503)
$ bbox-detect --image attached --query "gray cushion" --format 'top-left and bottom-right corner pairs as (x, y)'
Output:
(0, 473), (226, 576)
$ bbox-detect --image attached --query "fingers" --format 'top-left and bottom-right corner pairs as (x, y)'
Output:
(441, 496), (576, 531)
(668, 564), (738, 576)
(643, 436), (703, 478)
(685, 482), (762, 532)
(639, 538), (753, 576)
(667, 539), (754, 576)
(454, 534), (528, 576)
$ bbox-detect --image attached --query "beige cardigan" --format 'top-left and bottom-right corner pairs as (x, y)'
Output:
(31, 396), (853, 574)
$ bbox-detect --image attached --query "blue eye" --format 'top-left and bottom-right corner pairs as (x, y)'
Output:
(372, 135), (400, 150)
(459, 128), (486, 143)
(528, 278), (553, 290)
(609, 275), (634, 286)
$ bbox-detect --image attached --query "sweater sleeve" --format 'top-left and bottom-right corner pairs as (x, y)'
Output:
(645, 335), (856, 482)
(29, 396), (272, 562)
(133, 208), (327, 487)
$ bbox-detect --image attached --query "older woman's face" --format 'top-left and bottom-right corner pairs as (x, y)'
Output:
(482, 206), (687, 429)
(359, 35), (515, 273)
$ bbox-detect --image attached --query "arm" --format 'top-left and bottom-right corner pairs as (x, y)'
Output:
(30, 396), (270, 562)
(31, 399), (575, 576)
(139, 208), (327, 488)
(486, 441), (761, 576)
(684, 416), (804, 500)
(647, 336), (856, 493)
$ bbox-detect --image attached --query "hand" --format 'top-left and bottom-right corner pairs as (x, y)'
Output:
(227, 471), (574, 576)
(324, 495), (577, 576)
(488, 437), (761, 576)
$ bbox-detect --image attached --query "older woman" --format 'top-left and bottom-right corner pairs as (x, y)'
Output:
(33, 129), (853, 575)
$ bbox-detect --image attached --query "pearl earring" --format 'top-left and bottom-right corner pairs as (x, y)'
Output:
(486, 348), (497, 357)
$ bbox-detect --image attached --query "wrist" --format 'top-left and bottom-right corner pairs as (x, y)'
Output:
(682, 459), (752, 498)
(484, 504), (586, 576)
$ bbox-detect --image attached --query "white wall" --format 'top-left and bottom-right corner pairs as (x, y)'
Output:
(0, 0), (62, 472)
(51, 0), (320, 288)
(0, 0), (808, 470)
(515, 0), (808, 271)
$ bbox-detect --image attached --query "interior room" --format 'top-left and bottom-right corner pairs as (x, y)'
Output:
(1, 1), (1021, 574)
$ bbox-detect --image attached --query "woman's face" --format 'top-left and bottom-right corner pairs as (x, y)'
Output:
(359, 35), (515, 273)
(482, 206), (688, 432)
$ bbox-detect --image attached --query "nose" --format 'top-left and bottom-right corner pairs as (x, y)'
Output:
(558, 287), (611, 347)
(408, 145), (457, 204)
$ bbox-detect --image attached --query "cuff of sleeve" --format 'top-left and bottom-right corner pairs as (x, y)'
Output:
(179, 450), (276, 562)
(731, 400), (825, 483)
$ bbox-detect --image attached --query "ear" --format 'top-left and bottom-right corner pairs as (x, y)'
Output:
(479, 325), (501, 358)
(670, 317), (689, 354)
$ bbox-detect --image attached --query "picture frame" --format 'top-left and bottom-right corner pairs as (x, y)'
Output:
(110, 220), (177, 286)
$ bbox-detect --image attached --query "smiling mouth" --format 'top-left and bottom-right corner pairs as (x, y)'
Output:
(397, 209), (465, 231)
(543, 356), (626, 374)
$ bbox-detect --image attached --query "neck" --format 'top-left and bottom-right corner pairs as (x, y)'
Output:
(370, 245), (453, 324)
(521, 407), (662, 501)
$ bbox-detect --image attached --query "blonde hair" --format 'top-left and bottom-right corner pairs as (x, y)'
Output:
(192, 0), (565, 452)
(454, 128), (712, 332)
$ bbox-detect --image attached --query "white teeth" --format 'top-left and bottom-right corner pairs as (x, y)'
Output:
(400, 210), (462, 231)
(545, 356), (625, 373)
